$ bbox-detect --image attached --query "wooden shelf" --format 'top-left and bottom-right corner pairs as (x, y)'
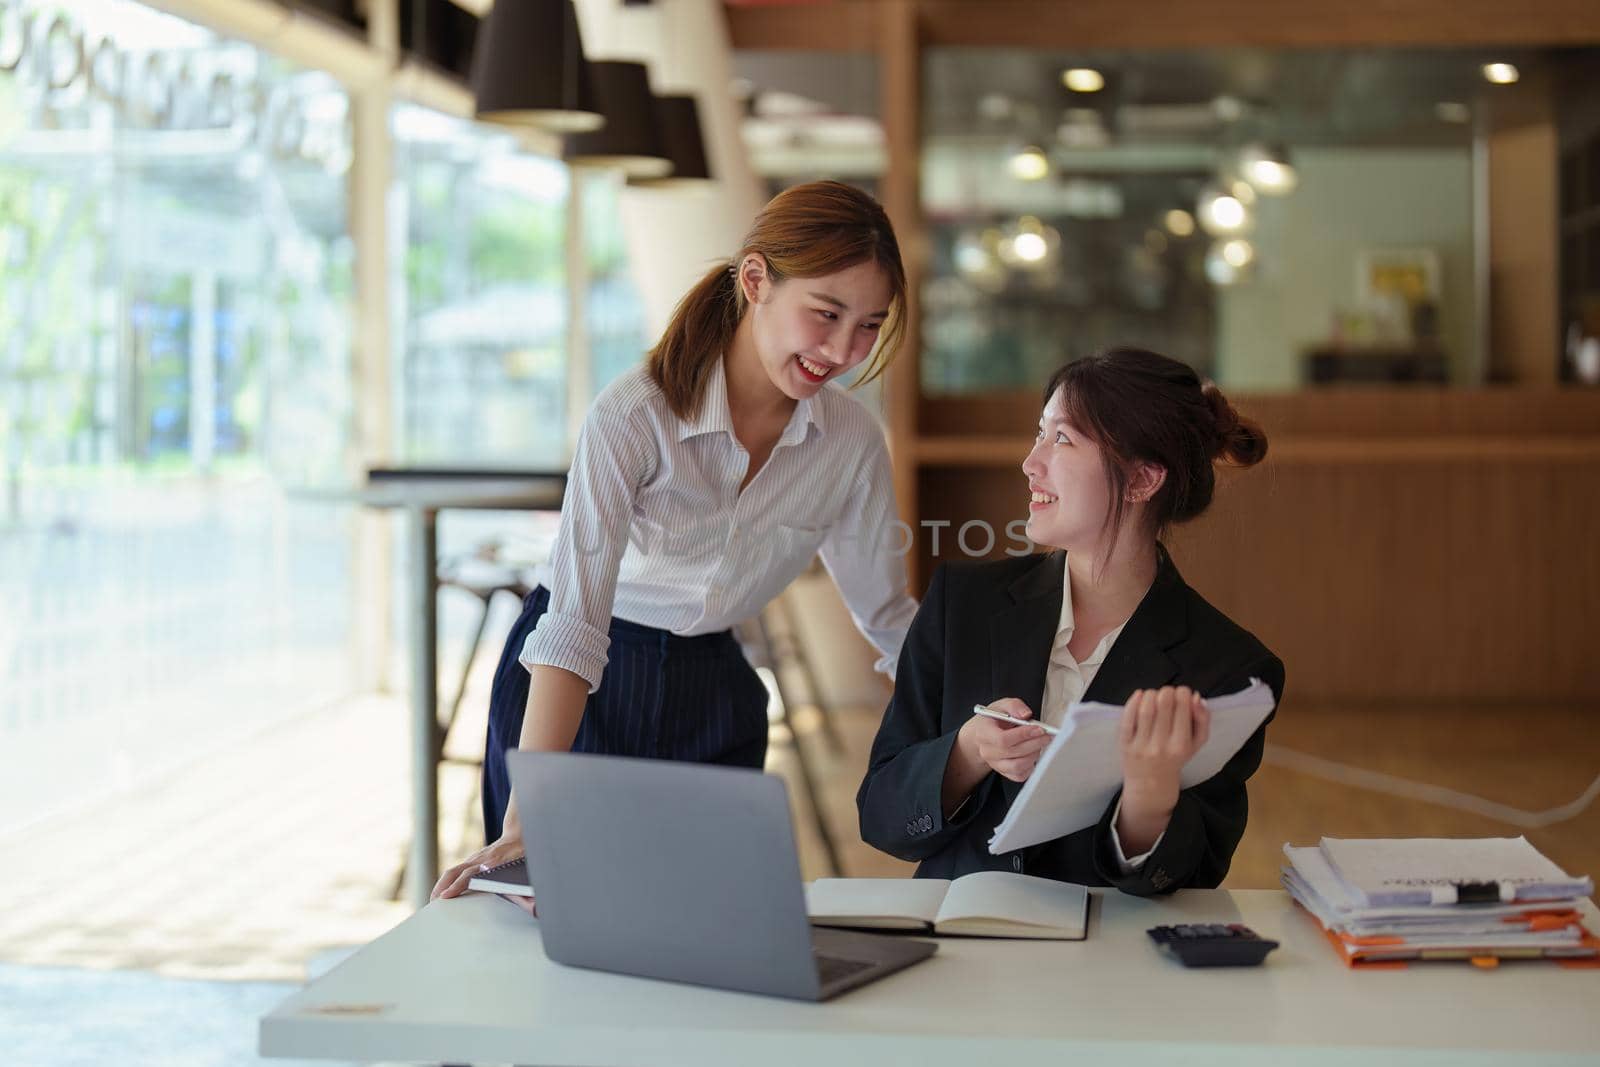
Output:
(912, 434), (1600, 467)
(912, 436), (1031, 465)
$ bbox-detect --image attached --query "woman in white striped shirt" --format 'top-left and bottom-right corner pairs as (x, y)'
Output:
(433, 180), (919, 899)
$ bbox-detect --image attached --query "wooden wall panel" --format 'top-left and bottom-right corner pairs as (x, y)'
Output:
(727, 0), (1600, 51)
(922, 388), (1600, 438)
(913, 389), (1600, 705)
(880, 0), (923, 532)
(1166, 451), (1600, 704)
(914, 0), (1600, 49)
(1489, 76), (1562, 384)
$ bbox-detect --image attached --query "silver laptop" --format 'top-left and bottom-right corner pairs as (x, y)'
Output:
(506, 751), (936, 1001)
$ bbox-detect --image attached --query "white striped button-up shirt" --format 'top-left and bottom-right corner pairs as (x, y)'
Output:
(522, 358), (918, 693)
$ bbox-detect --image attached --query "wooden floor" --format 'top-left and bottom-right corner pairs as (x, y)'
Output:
(783, 700), (1600, 890)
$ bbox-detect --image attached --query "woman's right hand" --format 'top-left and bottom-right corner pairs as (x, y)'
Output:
(957, 698), (1054, 783)
(432, 807), (532, 913)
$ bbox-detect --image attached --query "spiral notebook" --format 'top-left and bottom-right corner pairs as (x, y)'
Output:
(466, 857), (534, 897)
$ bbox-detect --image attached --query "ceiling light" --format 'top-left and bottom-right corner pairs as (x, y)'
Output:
(563, 60), (672, 179)
(472, 0), (604, 133)
(629, 94), (713, 188)
(1205, 241), (1254, 286)
(1238, 143), (1298, 196)
(1008, 145), (1050, 181)
(1197, 185), (1251, 236)
(1221, 239), (1255, 268)
(1164, 209), (1196, 238)
(1246, 160), (1295, 193)
(1482, 62), (1519, 85)
(997, 217), (1060, 270)
(1011, 232), (1048, 262)
(1062, 68), (1105, 93)
(1212, 95), (1245, 123)
(1205, 249), (1238, 285)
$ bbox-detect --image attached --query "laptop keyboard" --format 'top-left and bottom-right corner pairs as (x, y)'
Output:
(814, 953), (875, 987)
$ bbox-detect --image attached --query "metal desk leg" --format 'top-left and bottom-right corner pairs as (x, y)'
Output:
(406, 505), (441, 910)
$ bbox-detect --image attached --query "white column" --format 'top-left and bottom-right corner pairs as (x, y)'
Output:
(566, 168), (592, 453)
(351, 0), (398, 692)
(572, 0), (763, 338)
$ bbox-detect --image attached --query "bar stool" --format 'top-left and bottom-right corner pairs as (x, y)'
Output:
(437, 548), (533, 743)
(742, 587), (847, 877)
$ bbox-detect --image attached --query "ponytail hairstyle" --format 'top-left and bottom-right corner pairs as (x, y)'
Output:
(1042, 347), (1268, 544)
(646, 180), (908, 421)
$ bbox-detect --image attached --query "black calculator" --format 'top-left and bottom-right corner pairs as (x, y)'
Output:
(1146, 923), (1279, 967)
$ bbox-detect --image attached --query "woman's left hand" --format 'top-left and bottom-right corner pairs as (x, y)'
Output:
(1118, 686), (1210, 810)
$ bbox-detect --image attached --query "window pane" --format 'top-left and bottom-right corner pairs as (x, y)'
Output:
(920, 47), (1485, 393)
(583, 171), (648, 403)
(392, 104), (569, 467)
(0, 0), (356, 828)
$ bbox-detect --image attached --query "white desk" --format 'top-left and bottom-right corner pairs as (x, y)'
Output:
(260, 889), (1600, 1066)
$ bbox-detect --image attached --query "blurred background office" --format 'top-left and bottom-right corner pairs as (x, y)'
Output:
(1, 0), (1597, 1061)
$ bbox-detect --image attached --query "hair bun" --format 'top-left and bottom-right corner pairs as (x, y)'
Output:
(1201, 380), (1268, 467)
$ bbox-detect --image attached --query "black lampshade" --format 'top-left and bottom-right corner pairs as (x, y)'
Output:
(471, 0), (603, 134)
(629, 94), (713, 187)
(401, 0), (479, 84)
(563, 60), (672, 180)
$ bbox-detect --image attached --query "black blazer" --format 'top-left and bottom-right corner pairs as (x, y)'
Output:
(857, 548), (1284, 896)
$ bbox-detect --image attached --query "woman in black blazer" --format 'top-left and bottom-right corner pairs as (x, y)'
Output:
(858, 348), (1284, 895)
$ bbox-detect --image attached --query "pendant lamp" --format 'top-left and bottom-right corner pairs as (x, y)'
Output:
(471, 0), (604, 134)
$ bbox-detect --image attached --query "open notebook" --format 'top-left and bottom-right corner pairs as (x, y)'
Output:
(806, 872), (1089, 940)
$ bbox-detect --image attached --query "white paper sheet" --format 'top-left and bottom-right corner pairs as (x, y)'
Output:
(988, 678), (1276, 854)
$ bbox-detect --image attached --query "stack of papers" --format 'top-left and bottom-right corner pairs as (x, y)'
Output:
(1282, 836), (1599, 967)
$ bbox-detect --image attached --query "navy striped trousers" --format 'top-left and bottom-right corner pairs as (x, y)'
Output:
(481, 586), (771, 844)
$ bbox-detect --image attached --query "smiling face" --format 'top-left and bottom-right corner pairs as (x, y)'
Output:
(1021, 386), (1119, 554)
(740, 255), (893, 400)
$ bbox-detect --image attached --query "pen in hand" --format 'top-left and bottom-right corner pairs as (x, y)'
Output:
(971, 703), (1060, 735)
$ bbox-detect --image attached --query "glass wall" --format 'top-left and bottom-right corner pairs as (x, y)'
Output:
(919, 47), (1506, 393)
(392, 104), (570, 468)
(0, 0), (356, 829)
(583, 169), (649, 403)
(0, 0), (655, 838)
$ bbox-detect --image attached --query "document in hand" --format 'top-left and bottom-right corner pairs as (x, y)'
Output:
(987, 678), (1276, 854)
(805, 872), (1089, 940)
